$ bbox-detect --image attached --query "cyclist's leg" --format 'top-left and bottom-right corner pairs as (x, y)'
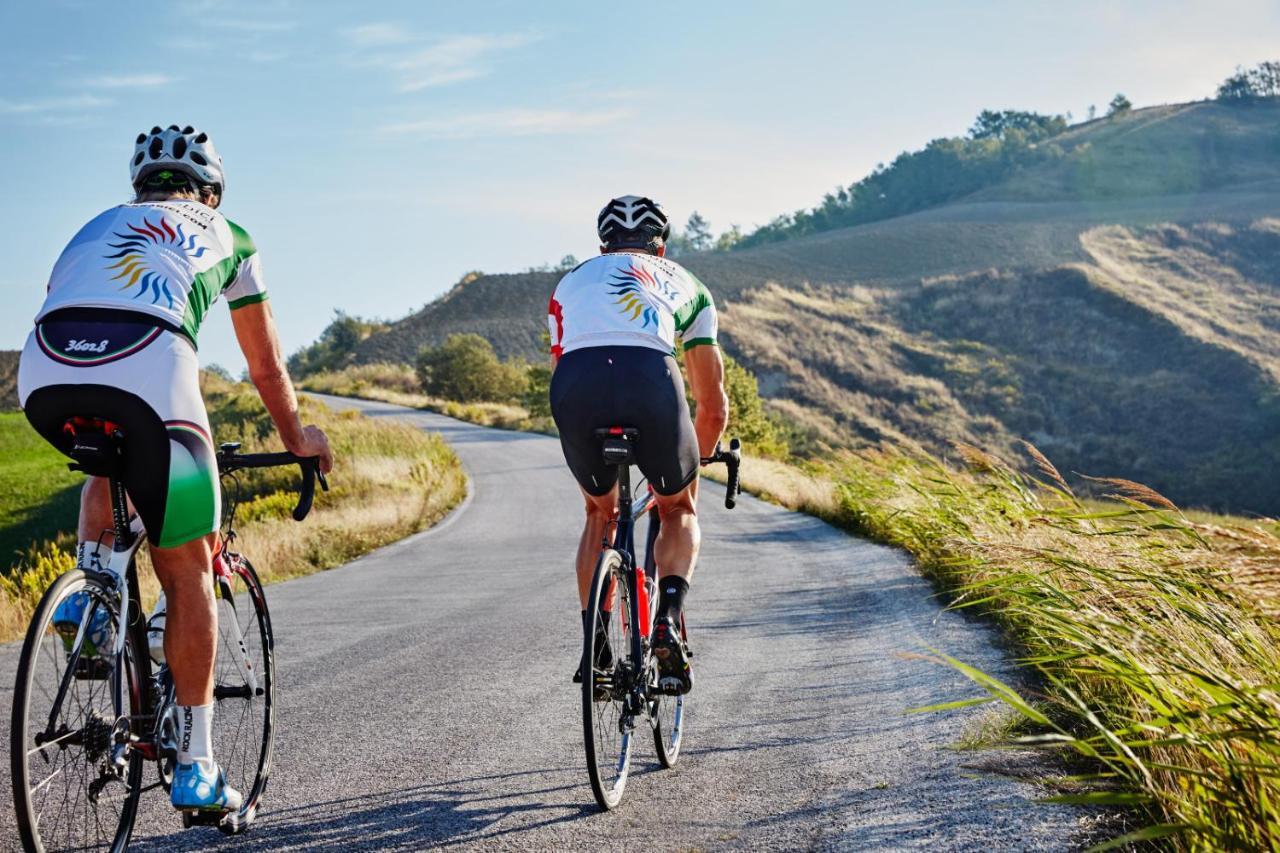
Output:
(78, 476), (113, 543)
(652, 484), (701, 587)
(576, 485), (619, 608)
(151, 535), (218, 705)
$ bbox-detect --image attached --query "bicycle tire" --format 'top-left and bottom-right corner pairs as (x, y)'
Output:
(652, 612), (687, 768)
(582, 548), (634, 811)
(209, 554), (276, 835)
(11, 569), (144, 853)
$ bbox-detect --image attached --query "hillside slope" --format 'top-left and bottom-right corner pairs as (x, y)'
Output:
(348, 101), (1280, 513)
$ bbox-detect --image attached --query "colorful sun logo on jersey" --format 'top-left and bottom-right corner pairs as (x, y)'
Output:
(102, 217), (207, 308)
(608, 262), (676, 329)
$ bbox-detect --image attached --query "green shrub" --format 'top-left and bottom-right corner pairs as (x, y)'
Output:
(415, 334), (526, 403)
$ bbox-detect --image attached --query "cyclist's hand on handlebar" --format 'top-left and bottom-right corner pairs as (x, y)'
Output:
(286, 425), (334, 474)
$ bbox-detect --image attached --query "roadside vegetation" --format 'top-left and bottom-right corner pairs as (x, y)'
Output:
(837, 449), (1280, 850)
(0, 372), (466, 644)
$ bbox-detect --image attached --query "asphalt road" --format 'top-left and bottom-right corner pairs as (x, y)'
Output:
(1, 396), (1085, 851)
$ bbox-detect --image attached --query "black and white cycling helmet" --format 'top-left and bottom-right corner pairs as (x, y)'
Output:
(597, 195), (670, 250)
(130, 125), (225, 192)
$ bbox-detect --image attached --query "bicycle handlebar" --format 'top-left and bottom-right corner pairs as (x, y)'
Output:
(216, 445), (329, 522)
(702, 438), (742, 509)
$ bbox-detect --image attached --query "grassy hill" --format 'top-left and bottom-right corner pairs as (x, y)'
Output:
(336, 100), (1280, 514)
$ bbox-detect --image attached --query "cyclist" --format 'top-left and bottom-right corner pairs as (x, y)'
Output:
(549, 195), (728, 695)
(16, 125), (333, 815)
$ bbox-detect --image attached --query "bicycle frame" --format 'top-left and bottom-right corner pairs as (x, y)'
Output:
(608, 459), (660, 675)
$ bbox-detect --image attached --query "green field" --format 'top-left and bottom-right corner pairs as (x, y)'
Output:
(0, 411), (83, 564)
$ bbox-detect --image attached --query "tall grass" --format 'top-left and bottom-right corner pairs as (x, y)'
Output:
(827, 445), (1280, 851)
(0, 374), (466, 644)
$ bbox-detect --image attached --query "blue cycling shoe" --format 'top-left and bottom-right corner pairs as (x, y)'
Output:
(52, 591), (112, 659)
(171, 762), (243, 813)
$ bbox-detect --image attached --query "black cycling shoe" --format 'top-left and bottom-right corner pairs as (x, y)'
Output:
(572, 629), (614, 686)
(652, 616), (693, 695)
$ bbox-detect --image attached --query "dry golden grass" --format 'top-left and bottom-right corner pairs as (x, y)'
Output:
(828, 446), (1280, 850)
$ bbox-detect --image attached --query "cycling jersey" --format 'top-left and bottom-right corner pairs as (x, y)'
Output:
(18, 199), (264, 549)
(36, 200), (267, 346)
(548, 251), (718, 358)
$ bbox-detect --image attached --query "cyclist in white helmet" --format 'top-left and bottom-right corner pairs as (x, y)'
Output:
(549, 195), (729, 694)
(17, 125), (333, 815)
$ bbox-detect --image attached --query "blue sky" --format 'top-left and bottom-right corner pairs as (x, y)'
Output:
(2, 0), (1279, 370)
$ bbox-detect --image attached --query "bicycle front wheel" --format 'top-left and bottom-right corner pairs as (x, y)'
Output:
(11, 569), (144, 853)
(582, 548), (634, 811)
(209, 554), (276, 834)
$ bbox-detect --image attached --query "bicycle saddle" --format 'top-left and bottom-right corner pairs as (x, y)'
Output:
(594, 426), (639, 465)
(61, 417), (125, 478)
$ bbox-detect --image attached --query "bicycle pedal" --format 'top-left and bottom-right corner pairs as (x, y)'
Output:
(74, 657), (112, 680)
(181, 809), (230, 828)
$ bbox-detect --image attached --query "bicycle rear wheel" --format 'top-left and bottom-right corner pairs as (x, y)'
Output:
(652, 613), (687, 768)
(209, 553), (276, 834)
(582, 548), (634, 811)
(11, 569), (144, 852)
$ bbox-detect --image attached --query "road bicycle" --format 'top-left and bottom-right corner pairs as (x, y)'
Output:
(10, 416), (326, 852)
(582, 427), (741, 810)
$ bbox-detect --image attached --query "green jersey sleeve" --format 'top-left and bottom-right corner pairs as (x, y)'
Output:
(223, 219), (268, 310)
(674, 274), (718, 350)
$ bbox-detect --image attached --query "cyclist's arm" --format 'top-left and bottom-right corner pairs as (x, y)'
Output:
(230, 301), (334, 473)
(684, 344), (728, 459)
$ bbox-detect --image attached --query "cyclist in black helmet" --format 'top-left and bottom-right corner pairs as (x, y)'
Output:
(548, 195), (728, 694)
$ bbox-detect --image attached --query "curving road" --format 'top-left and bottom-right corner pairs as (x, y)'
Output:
(1, 396), (1086, 850)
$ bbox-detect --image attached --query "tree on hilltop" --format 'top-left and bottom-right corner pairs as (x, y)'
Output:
(685, 211), (713, 252)
(968, 110), (1068, 142)
(1107, 94), (1133, 116)
(1217, 61), (1280, 101)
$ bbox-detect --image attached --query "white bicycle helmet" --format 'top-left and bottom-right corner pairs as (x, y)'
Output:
(597, 195), (670, 249)
(130, 125), (225, 192)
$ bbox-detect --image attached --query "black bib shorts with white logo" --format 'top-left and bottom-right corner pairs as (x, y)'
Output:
(550, 345), (699, 497)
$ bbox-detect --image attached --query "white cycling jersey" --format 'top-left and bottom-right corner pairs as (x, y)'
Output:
(35, 199), (266, 345)
(548, 251), (718, 358)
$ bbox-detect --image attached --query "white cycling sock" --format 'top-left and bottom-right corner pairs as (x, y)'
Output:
(176, 703), (215, 773)
(75, 541), (104, 571)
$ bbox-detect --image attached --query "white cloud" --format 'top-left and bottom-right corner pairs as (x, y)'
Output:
(88, 74), (175, 89)
(345, 22), (413, 47)
(0, 95), (112, 115)
(400, 68), (485, 92)
(345, 26), (541, 92)
(379, 107), (631, 139)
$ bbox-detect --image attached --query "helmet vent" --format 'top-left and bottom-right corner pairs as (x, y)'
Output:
(135, 133), (146, 144)
(167, 124), (179, 131)
(194, 132), (207, 144)
(181, 125), (194, 134)
(172, 136), (188, 158)
(148, 137), (164, 159)
(189, 152), (207, 166)
(150, 126), (161, 134)
(133, 152), (144, 166)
